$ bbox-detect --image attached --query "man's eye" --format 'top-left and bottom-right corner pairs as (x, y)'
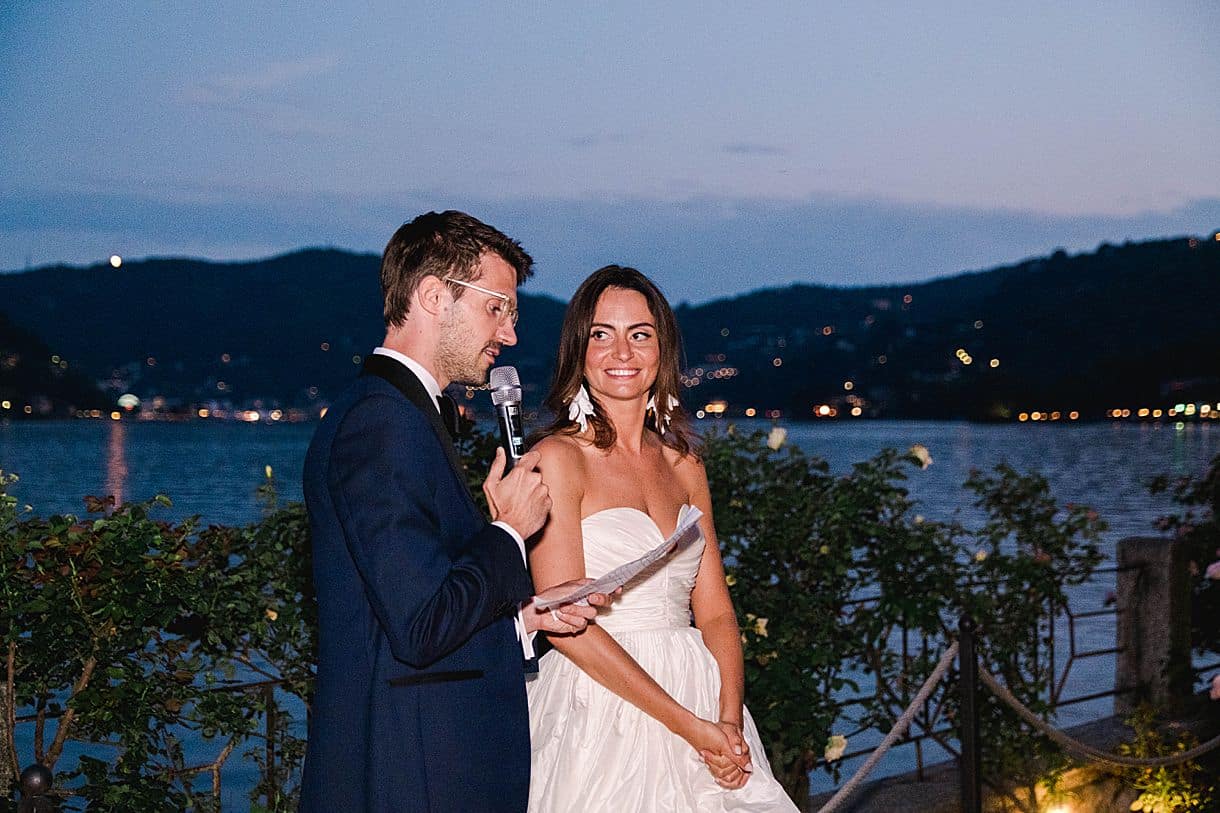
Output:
(489, 303), (503, 315)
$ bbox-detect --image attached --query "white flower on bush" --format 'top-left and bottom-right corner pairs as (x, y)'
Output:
(744, 613), (768, 637)
(767, 426), (787, 450)
(1206, 561), (1220, 580)
(908, 444), (932, 469)
(824, 734), (848, 762)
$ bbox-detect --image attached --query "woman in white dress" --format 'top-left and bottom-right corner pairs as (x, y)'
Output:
(525, 266), (799, 812)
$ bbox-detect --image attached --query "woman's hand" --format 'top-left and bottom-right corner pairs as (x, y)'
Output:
(681, 717), (753, 789)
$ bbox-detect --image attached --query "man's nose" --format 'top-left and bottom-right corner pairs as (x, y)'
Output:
(496, 319), (517, 347)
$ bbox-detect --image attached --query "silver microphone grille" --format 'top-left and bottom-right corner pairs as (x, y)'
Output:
(489, 366), (522, 406)
(489, 366), (520, 389)
(491, 386), (522, 407)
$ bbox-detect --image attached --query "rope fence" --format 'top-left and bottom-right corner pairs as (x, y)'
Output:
(976, 665), (1220, 770)
(816, 642), (959, 813)
(815, 628), (1220, 813)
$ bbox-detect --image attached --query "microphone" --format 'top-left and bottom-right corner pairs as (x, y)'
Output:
(489, 366), (525, 471)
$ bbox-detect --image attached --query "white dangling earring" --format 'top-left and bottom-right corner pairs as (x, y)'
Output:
(568, 385), (595, 432)
(647, 393), (682, 433)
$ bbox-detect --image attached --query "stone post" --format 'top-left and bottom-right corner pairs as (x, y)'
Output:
(1114, 536), (1192, 716)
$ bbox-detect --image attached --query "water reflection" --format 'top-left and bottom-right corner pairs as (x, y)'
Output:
(104, 421), (127, 506)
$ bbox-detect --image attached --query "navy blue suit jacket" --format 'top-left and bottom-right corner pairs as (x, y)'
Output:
(299, 355), (534, 812)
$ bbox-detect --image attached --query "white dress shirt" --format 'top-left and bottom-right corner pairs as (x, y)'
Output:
(371, 347), (535, 658)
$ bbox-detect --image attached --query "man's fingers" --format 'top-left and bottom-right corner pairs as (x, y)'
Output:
(559, 602), (598, 619)
(552, 609), (583, 626)
(585, 591), (616, 607)
(514, 449), (542, 473)
(487, 446), (507, 481)
(552, 603), (599, 629)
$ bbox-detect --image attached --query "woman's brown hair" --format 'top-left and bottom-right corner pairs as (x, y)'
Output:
(532, 265), (699, 458)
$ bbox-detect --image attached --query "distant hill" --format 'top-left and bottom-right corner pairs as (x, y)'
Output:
(0, 234), (1217, 420)
(0, 312), (111, 416)
(0, 248), (568, 415)
(674, 235), (1220, 418)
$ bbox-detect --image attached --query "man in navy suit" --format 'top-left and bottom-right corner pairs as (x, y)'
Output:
(300, 211), (607, 812)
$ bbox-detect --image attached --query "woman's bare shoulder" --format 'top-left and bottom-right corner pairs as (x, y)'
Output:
(533, 433), (589, 472)
(652, 444), (703, 503)
(662, 443), (707, 477)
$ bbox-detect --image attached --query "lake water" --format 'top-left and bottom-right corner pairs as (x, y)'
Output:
(3, 418), (1218, 804)
(4, 418), (1216, 538)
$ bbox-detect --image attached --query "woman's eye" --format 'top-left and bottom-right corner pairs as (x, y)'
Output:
(590, 329), (608, 340)
(632, 331), (654, 341)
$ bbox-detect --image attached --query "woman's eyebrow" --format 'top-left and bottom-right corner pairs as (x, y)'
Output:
(590, 321), (656, 330)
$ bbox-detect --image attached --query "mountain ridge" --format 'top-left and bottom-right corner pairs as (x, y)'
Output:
(2, 233), (1217, 420)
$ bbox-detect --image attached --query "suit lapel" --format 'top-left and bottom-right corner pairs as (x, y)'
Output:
(360, 354), (467, 480)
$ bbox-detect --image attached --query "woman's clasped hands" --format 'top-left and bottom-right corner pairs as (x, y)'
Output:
(684, 716), (753, 789)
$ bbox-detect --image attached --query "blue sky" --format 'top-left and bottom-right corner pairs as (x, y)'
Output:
(2, 2), (1218, 302)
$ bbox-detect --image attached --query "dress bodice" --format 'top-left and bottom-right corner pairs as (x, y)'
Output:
(581, 506), (704, 633)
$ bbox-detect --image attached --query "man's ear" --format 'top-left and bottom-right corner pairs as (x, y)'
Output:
(414, 275), (449, 318)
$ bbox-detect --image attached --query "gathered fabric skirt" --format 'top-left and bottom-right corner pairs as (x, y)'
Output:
(526, 626), (799, 812)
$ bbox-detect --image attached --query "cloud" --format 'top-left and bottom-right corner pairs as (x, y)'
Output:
(3, 188), (1217, 304)
(565, 133), (634, 148)
(182, 54), (339, 105)
(722, 142), (788, 156)
(179, 54), (347, 137)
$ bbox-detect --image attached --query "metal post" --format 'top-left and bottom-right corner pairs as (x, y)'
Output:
(958, 614), (982, 813)
(264, 683), (277, 797)
(17, 763), (55, 812)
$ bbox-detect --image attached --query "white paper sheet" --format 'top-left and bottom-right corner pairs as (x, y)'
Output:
(532, 505), (704, 611)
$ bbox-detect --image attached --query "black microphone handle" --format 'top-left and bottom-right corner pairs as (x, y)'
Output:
(495, 401), (525, 473)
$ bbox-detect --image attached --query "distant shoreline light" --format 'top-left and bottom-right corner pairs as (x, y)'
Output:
(109, 255), (122, 268)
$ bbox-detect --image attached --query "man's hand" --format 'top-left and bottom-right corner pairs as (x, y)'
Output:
(483, 448), (551, 540)
(522, 579), (617, 635)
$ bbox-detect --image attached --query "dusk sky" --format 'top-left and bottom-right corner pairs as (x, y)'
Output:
(3, 2), (1218, 303)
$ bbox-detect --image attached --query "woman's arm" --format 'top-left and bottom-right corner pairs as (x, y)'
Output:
(684, 457), (747, 730)
(529, 439), (748, 780)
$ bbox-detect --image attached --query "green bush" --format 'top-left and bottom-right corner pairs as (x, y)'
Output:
(706, 427), (1104, 803)
(0, 469), (310, 811)
(0, 424), (1109, 809)
(1118, 705), (1214, 813)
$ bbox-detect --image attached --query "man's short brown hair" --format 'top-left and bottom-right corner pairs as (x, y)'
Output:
(380, 211), (534, 328)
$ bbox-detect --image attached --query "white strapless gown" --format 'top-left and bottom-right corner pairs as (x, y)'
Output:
(526, 507), (799, 812)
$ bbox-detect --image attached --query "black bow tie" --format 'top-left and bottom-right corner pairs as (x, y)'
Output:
(436, 394), (459, 438)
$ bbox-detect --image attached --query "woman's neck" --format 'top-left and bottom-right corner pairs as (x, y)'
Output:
(600, 397), (650, 455)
